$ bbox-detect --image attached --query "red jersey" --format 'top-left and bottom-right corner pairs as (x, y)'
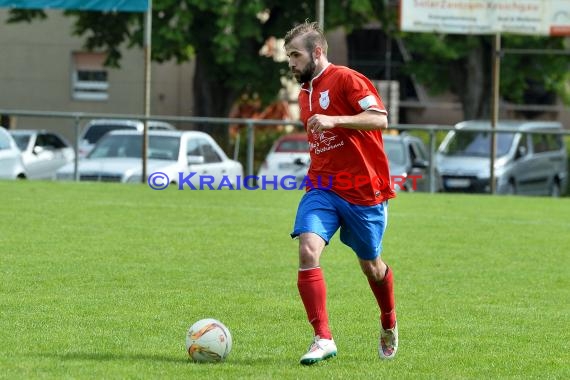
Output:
(298, 64), (396, 205)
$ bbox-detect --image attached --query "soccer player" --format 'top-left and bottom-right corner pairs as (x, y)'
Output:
(284, 21), (398, 365)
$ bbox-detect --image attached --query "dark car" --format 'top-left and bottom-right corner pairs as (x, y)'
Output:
(383, 133), (439, 192)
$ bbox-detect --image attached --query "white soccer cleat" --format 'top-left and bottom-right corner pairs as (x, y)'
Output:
(379, 322), (398, 360)
(300, 336), (337, 365)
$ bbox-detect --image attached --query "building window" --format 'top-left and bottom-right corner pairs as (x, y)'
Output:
(72, 52), (109, 101)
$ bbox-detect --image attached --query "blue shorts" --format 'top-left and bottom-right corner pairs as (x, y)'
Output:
(291, 189), (388, 260)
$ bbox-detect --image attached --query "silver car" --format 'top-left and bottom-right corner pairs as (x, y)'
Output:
(56, 130), (244, 187)
(437, 120), (568, 196)
(0, 126), (27, 179)
(383, 133), (435, 192)
(10, 130), (75, 180)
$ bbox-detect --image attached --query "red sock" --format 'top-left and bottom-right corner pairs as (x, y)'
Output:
(297, 267), (332, 339)
(368, 266), (396, 330)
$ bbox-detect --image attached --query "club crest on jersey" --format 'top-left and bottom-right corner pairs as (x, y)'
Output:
(319, 90), (330, 110)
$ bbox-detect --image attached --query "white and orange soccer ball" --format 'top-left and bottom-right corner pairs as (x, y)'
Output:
(185, 318), (232, 363)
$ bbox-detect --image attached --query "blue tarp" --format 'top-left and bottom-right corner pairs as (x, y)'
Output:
(0, 0), (148, 12)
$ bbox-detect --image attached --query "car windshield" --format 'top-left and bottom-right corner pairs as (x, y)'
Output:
(11, 134), (31, 151)
(83, 124), (137, 144)
(88, 135), (180, 161)
(441, 131), (515, 157)
(275, 138), (309, 153)
(383, 139), (406, 166)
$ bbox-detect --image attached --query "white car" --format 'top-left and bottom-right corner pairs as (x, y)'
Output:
(78, 118), (176, 158)
(56, 130), (244, 187)
(10, 130), (75, 180)
(0, 126), (27, 179)
(257, 133), (310, 183)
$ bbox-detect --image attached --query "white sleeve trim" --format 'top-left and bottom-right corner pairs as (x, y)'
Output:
(365, 107), (387, 114)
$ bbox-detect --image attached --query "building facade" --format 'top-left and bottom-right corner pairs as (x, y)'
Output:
(0, 10), (194, 143)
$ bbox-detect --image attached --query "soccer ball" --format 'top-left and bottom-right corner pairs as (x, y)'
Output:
(185, 318), (232, 363)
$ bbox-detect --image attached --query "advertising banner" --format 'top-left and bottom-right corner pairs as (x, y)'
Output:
(400, 0), (570, 36)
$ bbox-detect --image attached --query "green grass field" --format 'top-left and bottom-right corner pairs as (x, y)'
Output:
(1, 181), (569, 379)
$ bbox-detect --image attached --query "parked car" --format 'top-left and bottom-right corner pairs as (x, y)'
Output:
(436, 120), (568, 196)
(9, 129), (75, 180)
(0, 126), (27, 179)
(257, 132), (437, 192)
(383, 133), (436, 192)
(257, 133), (310, 182)
(56, 130), (243, 186)
(78, 119), (176, 158)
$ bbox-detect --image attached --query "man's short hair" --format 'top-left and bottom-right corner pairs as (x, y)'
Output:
(284, 20), (328, 56)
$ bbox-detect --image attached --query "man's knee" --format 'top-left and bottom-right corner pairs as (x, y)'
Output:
(360, 258), (387, 281)
(299, 233), (325, 268)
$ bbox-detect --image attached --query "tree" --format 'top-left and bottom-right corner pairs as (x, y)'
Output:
(398, 33), (495, 119)
(7, 1), (378, 147)
(314, 3), (567, 121)
(398, 33), (569, 120)
(498, 35), (570, 119)
(7, 1), (568, 127)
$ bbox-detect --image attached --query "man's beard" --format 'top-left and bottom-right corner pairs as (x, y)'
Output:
(295, 60), (316, 84)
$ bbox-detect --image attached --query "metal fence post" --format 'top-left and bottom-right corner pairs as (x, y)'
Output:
(429, 127), (436, 193)
(246, 121), (255, 187)
(74, 115), (81, 181)
(233, 128), (241, 161)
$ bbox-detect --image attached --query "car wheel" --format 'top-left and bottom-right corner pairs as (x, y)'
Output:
(550, 180), (561, 198)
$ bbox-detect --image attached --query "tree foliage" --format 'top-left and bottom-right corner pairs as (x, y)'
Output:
(6, 1), (569, 125)
(398, 33), (569, 119)
(499, 36), (570, 105)
(7, 1), (381, 146)
(8, 1), (377, 107)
